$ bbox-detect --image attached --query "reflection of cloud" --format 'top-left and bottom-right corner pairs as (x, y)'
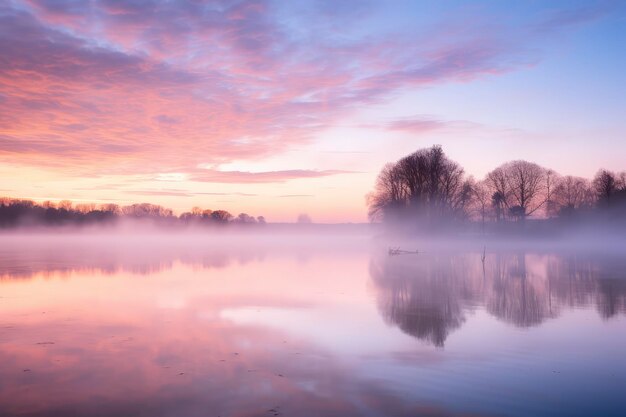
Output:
(0, 267), (496, 417)
(0, 313), (492, 417)
(370, 251), (626, 346)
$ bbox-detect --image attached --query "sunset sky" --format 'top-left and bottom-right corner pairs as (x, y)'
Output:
(1, 0), (625, 222)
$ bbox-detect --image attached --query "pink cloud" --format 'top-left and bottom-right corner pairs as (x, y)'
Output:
(0, 1), (609, 180)
(386, 117), (449, 134)
(189, 169), (357, 184)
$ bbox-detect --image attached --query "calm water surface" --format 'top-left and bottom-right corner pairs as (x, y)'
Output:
(1, 235), (625, 417)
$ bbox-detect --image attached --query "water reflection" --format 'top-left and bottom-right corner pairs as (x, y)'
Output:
(371, 251), (626, 346)
(0, 238), (266, 279)
(1, 238), (625, 416)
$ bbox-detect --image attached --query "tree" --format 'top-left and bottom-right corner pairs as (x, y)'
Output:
(367, 145), (468, 229)
(366, 163), (406, 222)
(471, 179), (491, 231)
(122, 203), (173, 218)
(543, 169), (559, 217)
(100, 203), (121, 214)
(75, 203), (96, 213)
(235, 213), (257, 223)
(491, 191), (506, 222)
(297, 213), (312, 224)
(201, 209), (213, 220)
(58, 200), (73, 210)
(211, 210), (232, 223)
(486, 160), (547, 220)
(593, 169), (618, 206)
(551, 176), (593, 216)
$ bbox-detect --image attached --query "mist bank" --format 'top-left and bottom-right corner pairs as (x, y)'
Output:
(1, 231), (625, 282)
(0, 197), (375, 235)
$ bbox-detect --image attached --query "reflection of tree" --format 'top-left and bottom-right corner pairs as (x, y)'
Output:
(370, 256), (472, 347)
(0, 241), (267, 280)
(595, 276), (626, 319)
(370, 251), (626, 346)
(486, 252), (556, 327)
(544, 253), (626, 319)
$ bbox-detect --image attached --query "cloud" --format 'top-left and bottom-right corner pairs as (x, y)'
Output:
(533, 1), (617, 33)
(189, 169), (356, 184)
(196, 192), (258, 197)
(386, 117), (449, 134)
(0, 1), (611, 178)
(124, 189), (260, 197)
(385, 116), (484, 135)
(124, 190), (194, 197)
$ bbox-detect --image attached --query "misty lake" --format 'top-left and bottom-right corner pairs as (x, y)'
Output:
(0, 234), (625, 417)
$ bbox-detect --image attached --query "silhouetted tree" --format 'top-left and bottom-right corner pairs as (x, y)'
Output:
(235, 213), (257, 224)
(470, 179), (491, 231)
(211, 210), (233, 223)
(100, 203), (121, 214)
(551, 176), (594, 217)
(367, 145), (468, 230)
(366, 163), (406, 222)
(122, 203), (173, 219)
(0, 197), (263, 229)
(491, 191), (506, 223)
(486, 160), (548, 220)
(593, 169), (618, 207)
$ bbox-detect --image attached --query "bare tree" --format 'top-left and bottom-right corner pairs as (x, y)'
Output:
(367, 145), (468, 228)
(552, 176), (594, 216)
(75, 203), (96, 213)
(486, 167), (510, 212)
(367, 162), (406, 222)
(471, 179), (492, 231)
(122, 203), (173, 218)
(235, 213), (257, 223)
(486, 160), (547, 220)
(99, 203), (121, 214)
(593, 169), (618, 206)
(58, 200), (73, 210)
(491, 191), (506, 222)
(543, 169), (559, 217)
(211, 210), (232, 223)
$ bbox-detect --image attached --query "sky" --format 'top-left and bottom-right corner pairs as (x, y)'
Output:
(0, 0), (625, 223)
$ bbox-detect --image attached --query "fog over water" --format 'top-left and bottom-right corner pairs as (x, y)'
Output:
(0, 231), (625, 417)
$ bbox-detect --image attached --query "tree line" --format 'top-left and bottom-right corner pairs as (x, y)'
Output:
(0, 198), (266, 228)
(367, 145), (626, 234)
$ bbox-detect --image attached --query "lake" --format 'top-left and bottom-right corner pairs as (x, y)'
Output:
(1, 234), (625, 417)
